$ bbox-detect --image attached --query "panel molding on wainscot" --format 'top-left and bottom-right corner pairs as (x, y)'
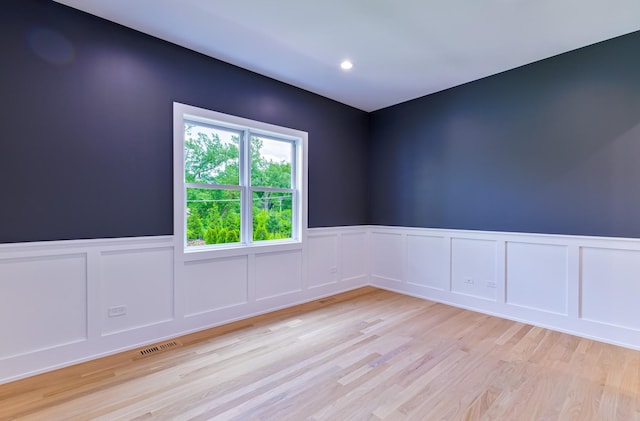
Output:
(100, 247), (175, 336)
(451, 237), (497, 301)
(506, 242), (569, 316)
(307, 234), (338, 288)
(370, 230), (403, 283)
(581, 247), (640, 331)
(4, 224), (640, 384)
(0, 253), (88, 360)
(0, 227), (369, 385)
(406, 234), (446, 291)
(339, 231), (368, 283)
(0, 236), (177, 384)
(368, 226), (640, 351)
(183, 255), (249, 317)
(255, 250), (303, 300)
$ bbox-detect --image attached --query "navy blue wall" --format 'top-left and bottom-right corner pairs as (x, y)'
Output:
(0, 0), (370, 243)
(370, 31), (640, 238)
(3, 1), (640, 243)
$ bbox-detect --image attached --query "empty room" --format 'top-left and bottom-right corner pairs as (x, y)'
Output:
(1, 0), (640, 419)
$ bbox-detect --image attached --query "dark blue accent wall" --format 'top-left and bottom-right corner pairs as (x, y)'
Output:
(370, 30), (640, 238)
(3, 2), (640, 243)
(0, 0), (370, 243)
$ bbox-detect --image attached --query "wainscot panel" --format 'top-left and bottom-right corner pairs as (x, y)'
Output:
(255, 251), (304, 300)
(451, 238), (497, 301)
(506, 242), (568, 315)
(101, 247), (175, 335)
(183, 256), (249, 317)
(307, 234), (339, 288)
(340, 231), (368, 282)
(406, 234), (447, 290)
(0, 253), (87, 360)
(581, 247), (640, 331)
(370, 230), (403, 283)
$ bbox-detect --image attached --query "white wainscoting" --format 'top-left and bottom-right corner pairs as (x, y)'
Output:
(101, 247), (175, 336)
(4, 224), (640, 384)
(0, 227), (368, 384)
(183, 255), (249, 317)
(369, 226), (640, 351)
(255, 250), (303, 301)
(0, 253), (88, 361)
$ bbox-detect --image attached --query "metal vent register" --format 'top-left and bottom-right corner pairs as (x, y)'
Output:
(135, 341), (181, 359)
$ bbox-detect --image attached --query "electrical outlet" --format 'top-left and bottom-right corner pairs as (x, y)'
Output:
(108, 305), (127, 317)
(486, 281), (497, 288)
(464, 278), (474, 285)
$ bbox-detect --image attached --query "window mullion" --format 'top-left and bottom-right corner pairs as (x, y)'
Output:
(292, 190), (299, 241)
(240, 129), (252, 245)
(292, 142), (299, 240)
(291, 142), (296, 190)
(183, 186), (188, 248)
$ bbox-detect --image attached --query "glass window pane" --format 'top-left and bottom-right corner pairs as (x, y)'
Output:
(250, 136), (292, 188)
(185, 122), (240, 185)
(186, 188), (241, 246)
(252, 191), (293, 241)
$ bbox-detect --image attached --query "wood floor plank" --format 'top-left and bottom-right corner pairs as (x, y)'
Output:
(1, 287), (639, 420)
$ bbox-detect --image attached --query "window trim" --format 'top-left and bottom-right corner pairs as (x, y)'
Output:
(173, 102), (308, 260)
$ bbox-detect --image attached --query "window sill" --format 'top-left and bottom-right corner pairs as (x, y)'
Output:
(180, 239), (303, 262)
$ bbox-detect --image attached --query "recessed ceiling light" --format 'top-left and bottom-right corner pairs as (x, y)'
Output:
(340, 60), (353, 70)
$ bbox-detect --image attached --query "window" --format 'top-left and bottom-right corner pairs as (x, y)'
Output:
(174, 103), (307, 254)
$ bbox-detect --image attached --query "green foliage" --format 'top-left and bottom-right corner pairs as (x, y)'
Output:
(186, 212), (204, 240)
(253, 210), (269, 241)
(185, 128), (293, 246)
(184, 125), (239, 185)
(203, 227), (238, 244)
(250, 137), (292, 188)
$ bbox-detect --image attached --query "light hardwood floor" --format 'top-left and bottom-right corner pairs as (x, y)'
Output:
(1, 287), (639, 420)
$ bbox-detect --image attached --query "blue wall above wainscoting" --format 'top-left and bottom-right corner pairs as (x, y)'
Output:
(0, 0), (370, 243)
(370, 30), (640, 238)
(2, 0), (640, 242)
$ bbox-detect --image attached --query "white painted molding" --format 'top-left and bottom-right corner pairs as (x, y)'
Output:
(3, 224), (640, 385)
(0, 228), (368, 384)
(368, 225), (640, 351)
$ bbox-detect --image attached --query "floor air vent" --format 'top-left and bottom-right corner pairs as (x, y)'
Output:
(135, 340), (181, 359)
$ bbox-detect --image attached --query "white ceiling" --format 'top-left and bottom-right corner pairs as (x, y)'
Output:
(54, 0), (640, 112)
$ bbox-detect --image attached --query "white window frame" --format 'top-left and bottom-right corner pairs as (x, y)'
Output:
(173, 102), (308, 261)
